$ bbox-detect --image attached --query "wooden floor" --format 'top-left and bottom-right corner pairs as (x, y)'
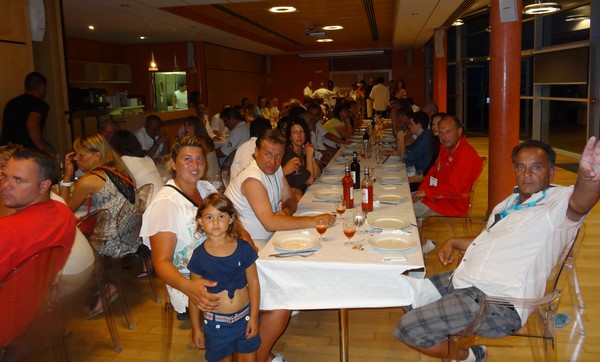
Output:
(60, 137), (599, 361)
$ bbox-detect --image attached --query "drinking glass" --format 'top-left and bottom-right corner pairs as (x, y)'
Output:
(353, 210), (366, 234)
(343, 220), (357, 245)
(315, 219), (328, 241)
(335, 200), (346, 219)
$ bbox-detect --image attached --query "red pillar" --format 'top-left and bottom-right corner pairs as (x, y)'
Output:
(433, 28), (447, 112)
(488, 0), (522, 215)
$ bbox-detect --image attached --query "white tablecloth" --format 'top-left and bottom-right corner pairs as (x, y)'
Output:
(257, 140), (426, 310)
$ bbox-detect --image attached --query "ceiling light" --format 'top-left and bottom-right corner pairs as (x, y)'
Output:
(523, 1), (561, 15)
(268, 6), (296, 13)
(317, 39), (333, 43)
(139, 36), (146, 40)
(149, 51), (158, 71)
(88, 25), (95, 30)
(322, 25), (343, 31)
(565, 15), (590, 22)
(298, 49), (384, 58)
(452, 19), (464, 26)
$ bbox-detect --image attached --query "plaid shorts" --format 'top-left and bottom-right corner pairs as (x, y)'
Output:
(394, 271), (522, 348)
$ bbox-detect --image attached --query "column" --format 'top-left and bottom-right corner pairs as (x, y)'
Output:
(488, 0), (522, 214)
(433, 28), (447, 112)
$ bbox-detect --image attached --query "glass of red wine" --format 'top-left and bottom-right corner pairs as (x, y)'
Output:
(335, 200), (346, 220)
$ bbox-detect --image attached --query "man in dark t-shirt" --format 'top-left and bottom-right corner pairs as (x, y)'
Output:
(1, 72), (49, 151)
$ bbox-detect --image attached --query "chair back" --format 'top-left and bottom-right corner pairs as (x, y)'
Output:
(0, 246), (62, 346)
(116, 183), (154, 250)
(77, 209), (111, 252)
(220, 149), (238, 189)
(466, 156), (487, 216)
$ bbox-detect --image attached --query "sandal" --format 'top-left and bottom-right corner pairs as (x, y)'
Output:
(86, 284), (119, 319)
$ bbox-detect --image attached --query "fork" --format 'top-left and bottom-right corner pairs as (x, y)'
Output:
(269, 251), (315, 258)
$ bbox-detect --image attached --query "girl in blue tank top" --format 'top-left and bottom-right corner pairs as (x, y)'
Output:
(188, 193), (260, 362)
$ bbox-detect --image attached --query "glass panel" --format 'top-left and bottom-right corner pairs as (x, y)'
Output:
(522, 19), (534, 50)
(542, 5), (591, 47)
(424, 43), (434, 66)
(465, 31), (489, 58)
(447, 64), (456, 116)
(447, 26), (456, 61)
(425, 67), (433, 102)
(464, 62), (489, 131)
(519, 99), (533, 141)
(152, 71), (187, 112)
(521, 56), (533, 96)
(546, 85), (588, 98)
(542, 100), (588, 153)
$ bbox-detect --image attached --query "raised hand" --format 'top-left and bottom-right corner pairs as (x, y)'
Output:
(579, 137), (600, 182)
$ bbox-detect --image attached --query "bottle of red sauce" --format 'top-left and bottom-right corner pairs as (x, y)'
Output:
(361, 166), (373, 212)
(342, 164), (354, 209)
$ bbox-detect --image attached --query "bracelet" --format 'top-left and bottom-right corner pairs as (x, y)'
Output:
(60, 180), (74, 187)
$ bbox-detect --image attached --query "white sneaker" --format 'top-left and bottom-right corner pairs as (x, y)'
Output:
(272, 354), (288, 362)
(422, 239), (436, 255)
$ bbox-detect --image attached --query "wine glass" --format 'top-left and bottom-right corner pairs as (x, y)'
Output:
(315, 219), (328, 241)
(335, 200), (346, 219)
(353, 210), (366, 234)
(343, 220), (357, 245)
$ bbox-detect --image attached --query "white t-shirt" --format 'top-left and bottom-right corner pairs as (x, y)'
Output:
(134, 127), (164, 158)
(303, 86), (313, 97)
(370, 83), (390, 111)
(173, 90), (188, 109)
(140, 179), (217, 312)
(229, 136), (257, 181)
(452, 186), (582, 324)
(218, 121), (250, 164)
(225, 159), (284, 240)
(210, 113), (227, 134)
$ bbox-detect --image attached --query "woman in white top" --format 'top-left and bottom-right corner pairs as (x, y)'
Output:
(140, 136), (254, 313)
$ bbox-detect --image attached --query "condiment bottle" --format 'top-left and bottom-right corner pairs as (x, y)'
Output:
(342, 164), (354, 209)
(361, 166), (373, 212)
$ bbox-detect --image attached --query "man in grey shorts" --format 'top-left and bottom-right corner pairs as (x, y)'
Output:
(395, 138), (600, 361)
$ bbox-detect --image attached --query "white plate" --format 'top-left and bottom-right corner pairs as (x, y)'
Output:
(295, 209), (330, 217)
(272, 233), (320, 252)
(378, 194), (407, 204)
(368, 233), (416, 253)
(381, 164), (403, 170)
(325, 165), (345, 174)
(379, 176), (404, 184)
(334, 157), (351, 163)
(313, 189), (342, 200)
(367, 216), (410, 229)
(318, 175), (342, 184)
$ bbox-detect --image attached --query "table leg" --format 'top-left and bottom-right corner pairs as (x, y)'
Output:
(339, 308), (349, 362)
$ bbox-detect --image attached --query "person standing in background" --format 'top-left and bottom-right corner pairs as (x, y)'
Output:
(369, 77), (390, 117)
(172, 83), (188, 110)
(303, 80), (313, 98)
(1, 72), (51, 153)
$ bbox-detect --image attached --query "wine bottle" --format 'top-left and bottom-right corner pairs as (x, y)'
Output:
(350, 151), (360, 189)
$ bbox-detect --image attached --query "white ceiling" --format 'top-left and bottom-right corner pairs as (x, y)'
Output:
(61, 0), (490, 55)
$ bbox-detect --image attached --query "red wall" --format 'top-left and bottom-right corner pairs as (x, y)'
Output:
(267, 55), (330, 103)
(392, 49), (426, 106)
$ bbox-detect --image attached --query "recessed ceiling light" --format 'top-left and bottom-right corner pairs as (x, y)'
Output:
(565, 15), (590, 22)
(317, 38), (333, 43)
(322, 25), (343, 31)
(88, 25), (95, 30)
(139, 36), (146, 40)
(522, 1), (561, 15)
(452, 19), (464, 26)
(268, 6), (296, 13)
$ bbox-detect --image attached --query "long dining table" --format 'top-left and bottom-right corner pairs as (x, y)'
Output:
(256, 131), (426, 361)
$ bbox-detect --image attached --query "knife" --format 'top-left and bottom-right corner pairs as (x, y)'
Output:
(269, 250), (315, 257)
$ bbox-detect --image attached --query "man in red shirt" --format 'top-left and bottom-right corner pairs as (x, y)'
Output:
(0, 148), (76, 280)
(412, 116), (483, 251)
